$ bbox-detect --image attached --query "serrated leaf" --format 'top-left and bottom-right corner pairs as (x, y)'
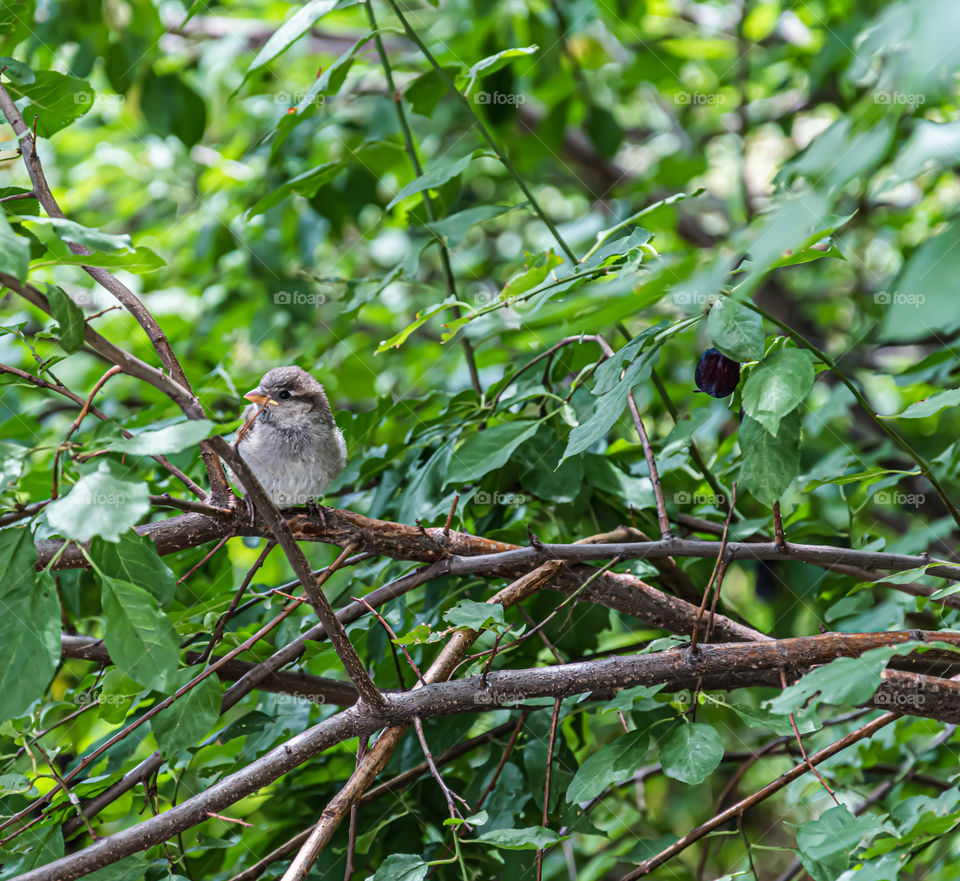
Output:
(0, 212), (29, 282)
(45, 284), (86, 353)
(387, 152), (476, 210)
(446, 420), (540, 484)
(0, 57), (35, 84)
(23, 216), (132, 251)
(246, 0), (340, 76)
(151, 675), (220, 755)
(891, 388), (960, 419)
(459, 45), (538, 95)
(476, 825), (565, 850)
(741, 347), (814, 436)
(659, 722), (724, 784)
(99, 575), (179, 691)
(89, 532), (176, 607)
(36, 247), (164, 271)
(4, 71), (93, 136)
(104, 419), (214, 455)
(566, 729), (648, 803)
(608, 683), (667, 712)
(366, 853), (428, 881)
(427, 204), (520, 249)
(739, 411), (801, 507)
(45, 464), (150, 542)
(707, 295), (765, 361)
(0, 530), (60, 722)
(766, 644), (919, 715)
(247, 162), (343, 218)
(443, 599), (505, 631)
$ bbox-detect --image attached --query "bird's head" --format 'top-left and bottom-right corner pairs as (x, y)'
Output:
(244, 366), (333, 430)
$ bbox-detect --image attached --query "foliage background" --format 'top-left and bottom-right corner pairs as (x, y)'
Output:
(4, 0), (960, 878)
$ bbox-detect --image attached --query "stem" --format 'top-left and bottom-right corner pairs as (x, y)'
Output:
(383, 0), (577, 263)
(742, 299), (960, 530)
(365, 0), (482, 394)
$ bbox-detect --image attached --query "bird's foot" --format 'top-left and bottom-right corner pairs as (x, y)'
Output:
(306, 498), (329, 533)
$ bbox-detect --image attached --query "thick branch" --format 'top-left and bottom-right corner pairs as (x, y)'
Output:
(15, 632), (960, 880)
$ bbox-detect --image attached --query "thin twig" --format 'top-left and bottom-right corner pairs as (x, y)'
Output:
(619, 711), (898, 879)
(50, 365), (122, 499)
(537, 697), (563, 881)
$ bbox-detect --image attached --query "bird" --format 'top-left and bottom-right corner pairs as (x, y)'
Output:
(227, 365), (347, 511)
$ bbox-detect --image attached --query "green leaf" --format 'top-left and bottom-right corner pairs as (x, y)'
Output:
(404, 66), (459, 116)
(376, 299), (466, 353)
(99, 575), (179, 691)
(45, 463), (150, 543)
(104, 419), (214, 455)
(766, 644), (917, 715)
(84, 853), (150, 881)
(89, 532), (176, 607)
(246, 0), (340, 75)
(35, 247), (164, 271)
(366, 853), (429, 881)
(879, 219), (960, 342)
(45, 284), (86, 353)
(151, 675), (220, 755)
(5, 70), (94, 136)
(739, 411), (802, 507)
(475, 825), (565, 850)
(741, 347), (815, 436)
(0, 530), (60, 721)
(247, 161), (343, 218)
(707, 295), (765, 361)
(797, 805), (884, 881)
(458, 45), (538, 95)
(566, 729), (648, 803)
(608, 683), (667, 712)
(443, 599), (505, 631)
(562, 324), (670, 461)
(446, 420), (540, 484)
(387, 152), (477, 210)
(141, 70), (206, 147)
(0, 440), (26, 493)
(659, 722), (724, 784)
(890, 388), (960, 419)
(0, 57), (35, 84)
(427, 204), (521, 249)
(23, 216), (132, 251)
(0, 212), (29, 282)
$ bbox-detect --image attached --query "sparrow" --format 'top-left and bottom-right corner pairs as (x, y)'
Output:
(228, 366), (347, 509)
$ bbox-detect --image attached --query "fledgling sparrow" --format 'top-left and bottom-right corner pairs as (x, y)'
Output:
(228, 366), (346, 509)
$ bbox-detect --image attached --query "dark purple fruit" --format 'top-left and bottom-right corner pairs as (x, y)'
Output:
(695, 348), (741, 398)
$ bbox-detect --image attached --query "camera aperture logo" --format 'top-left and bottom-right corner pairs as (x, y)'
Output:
(274, 290), (326, 306)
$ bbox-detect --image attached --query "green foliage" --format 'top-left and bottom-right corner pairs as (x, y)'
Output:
(3, 0), (960, 879)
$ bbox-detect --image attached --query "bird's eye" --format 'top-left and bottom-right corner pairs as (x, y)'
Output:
(277, 390), (292, 401)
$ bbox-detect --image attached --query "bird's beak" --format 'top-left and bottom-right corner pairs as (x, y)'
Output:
(244, 389), (279, 406)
